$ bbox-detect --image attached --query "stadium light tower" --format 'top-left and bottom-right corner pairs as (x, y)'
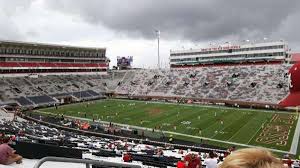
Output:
(155, 29), (160, 69)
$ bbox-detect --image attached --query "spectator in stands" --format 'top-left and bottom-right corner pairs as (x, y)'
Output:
(156, 148), (164, 157)
(0, 137), (23, 165)
(169, 134), (173, 143)
(204, 151), (218, 168)
(224, 146), (236, 157)
(178, 149), (184, 154)
(122, 152), (132, 162)
(293, 160), (299, 168)
(217, 156), (224, 167)
(177, 156), (186, 168)
(286, 157), (293, 168)
(184, 153), (201, 168)
(218, 148), (283, 168)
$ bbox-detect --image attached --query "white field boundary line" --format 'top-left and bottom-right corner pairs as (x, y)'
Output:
(35, 110), (290, 154)
(290, 114), (300, 154)
(112, 98), (291, 114)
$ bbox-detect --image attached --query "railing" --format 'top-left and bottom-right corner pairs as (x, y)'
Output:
(33, 157), (142, 168)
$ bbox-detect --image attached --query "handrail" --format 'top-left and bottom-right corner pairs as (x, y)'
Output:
(33, 156), (142, 168)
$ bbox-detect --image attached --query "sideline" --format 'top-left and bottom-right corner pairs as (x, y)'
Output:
(290, 114), (300, 154)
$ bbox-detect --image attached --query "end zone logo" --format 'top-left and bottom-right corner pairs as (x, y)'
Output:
(288, 73), (293, 89)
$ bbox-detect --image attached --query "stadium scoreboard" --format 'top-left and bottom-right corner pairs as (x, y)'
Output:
(117, 56), (133, 70)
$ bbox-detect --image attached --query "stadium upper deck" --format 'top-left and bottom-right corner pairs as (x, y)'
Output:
(170, 40), (290, 68)
(0, 40), (109, 75)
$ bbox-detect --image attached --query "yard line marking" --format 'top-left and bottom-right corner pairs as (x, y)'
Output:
(246, 120), (268, 145)
(227, 114), (261, 142)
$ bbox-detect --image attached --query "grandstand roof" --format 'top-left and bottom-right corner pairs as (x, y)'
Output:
(0, 40), (106, 51)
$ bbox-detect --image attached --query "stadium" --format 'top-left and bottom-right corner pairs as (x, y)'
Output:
(0, 38), (300, 168)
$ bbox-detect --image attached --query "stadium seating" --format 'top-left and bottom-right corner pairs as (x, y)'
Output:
(27, 95), (57, 105)
(0, 64), (292, 106)
(16, 97), (34, 106)
(38, 62), (57, 67)
(115, 64), (291, 104)
(0, 61), (21, 67)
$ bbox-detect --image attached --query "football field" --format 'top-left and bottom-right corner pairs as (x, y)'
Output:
(37, 99), (299, 153)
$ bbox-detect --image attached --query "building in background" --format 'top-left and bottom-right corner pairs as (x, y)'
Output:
(170, 40), (290, 68)
(0, 40), (109, 75)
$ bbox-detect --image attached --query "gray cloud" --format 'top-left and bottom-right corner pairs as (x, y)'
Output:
(45, 0), (300, 43)
(0, 0), (33, 40)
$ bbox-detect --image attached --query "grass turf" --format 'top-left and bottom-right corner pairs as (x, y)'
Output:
(37, 99), (298, 152)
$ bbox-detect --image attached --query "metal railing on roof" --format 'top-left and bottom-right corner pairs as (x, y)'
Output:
(33, 156), (142, 168)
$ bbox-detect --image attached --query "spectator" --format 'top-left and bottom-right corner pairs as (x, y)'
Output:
(224, 146), (236, 157)
(123, 152), (132, 162)
(169, 134), (173, 143)
(204, 151), (218, 168)
(177, 157), (186, 168)
(156, 148), (164, 157)
(0, 137), (23, 165)
(286, 157), (293, 168)
(218, 148), (283, 168)
(218, 156), (224, 167)
(293, 160), (299, 168)
(184, 153), (201, 168)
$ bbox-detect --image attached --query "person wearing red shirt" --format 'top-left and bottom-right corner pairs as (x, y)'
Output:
(0, 137), (22, 165)
(286, 158), (293, 168)
(184, 153), (201, 168)
(123, 152), (133, 162)
(177, 159), (186, 168)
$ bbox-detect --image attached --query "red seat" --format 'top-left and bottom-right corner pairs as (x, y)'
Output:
(55, 63), (73, 67)
(0, 62), (21, 67)
(98, 63), (108, 67)
(18, 62), (39, 67)
(85, 63), (98, 67)
(71, 63), (85, 67)
(39, 62), (57, 67)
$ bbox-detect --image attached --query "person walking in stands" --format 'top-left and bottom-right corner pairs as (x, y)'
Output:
(203, 151), (218, 168)
(0, 137), (23, 165)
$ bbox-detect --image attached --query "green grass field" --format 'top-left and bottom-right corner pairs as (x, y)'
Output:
(36, 99), (299, 152)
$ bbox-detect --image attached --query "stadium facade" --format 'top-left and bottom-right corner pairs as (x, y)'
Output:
(170, 40), (290, 68)
(0, 40), (109, 75)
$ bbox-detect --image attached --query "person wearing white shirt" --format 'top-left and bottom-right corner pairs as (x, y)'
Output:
(204, 151), (218, 168)
(293, 160), (300, 168)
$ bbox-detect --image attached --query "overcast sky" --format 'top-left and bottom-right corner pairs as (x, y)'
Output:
(0, 0), (300, 68)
